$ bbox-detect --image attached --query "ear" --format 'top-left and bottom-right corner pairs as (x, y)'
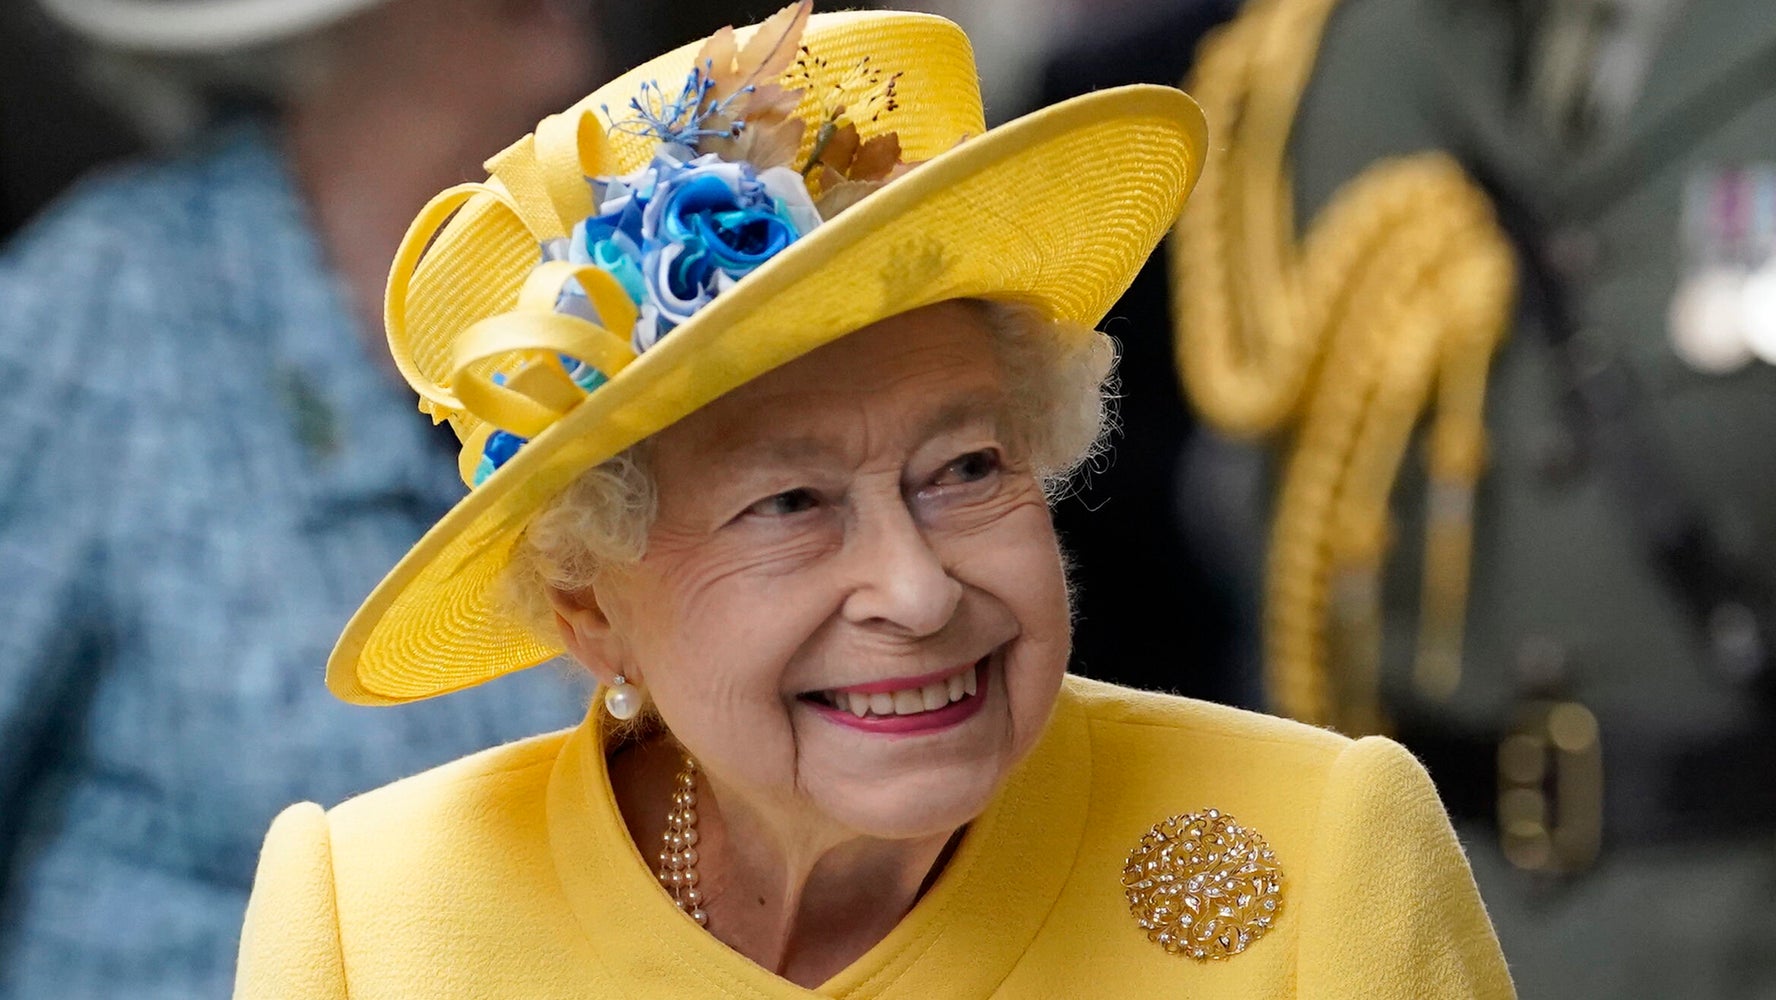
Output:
(547, 585), (635, 688)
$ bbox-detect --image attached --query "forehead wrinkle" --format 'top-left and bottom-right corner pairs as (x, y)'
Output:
(718, 432), (849, 472)
(681, 394), (855, 470)
(663, 315), (1006, 482)
(687, 378), (1003, 477)
(914, 392), (1005, 443)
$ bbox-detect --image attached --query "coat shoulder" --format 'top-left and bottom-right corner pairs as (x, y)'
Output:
(1061, 675), (1399, 864)
(1052, 677), (1509, 998)
(1064, 673), (1351, 761)
(323, 726), (573, 869)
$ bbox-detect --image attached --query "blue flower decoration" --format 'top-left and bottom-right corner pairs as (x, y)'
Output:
(476, 141), (823, 488)
(566, 147), (821, 350)
(472, 429), (528, 486)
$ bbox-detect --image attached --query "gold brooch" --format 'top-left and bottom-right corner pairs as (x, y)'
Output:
(1121, 809), (1283, 960)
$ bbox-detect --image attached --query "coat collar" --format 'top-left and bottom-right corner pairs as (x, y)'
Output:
(545, 682), (1093, 998)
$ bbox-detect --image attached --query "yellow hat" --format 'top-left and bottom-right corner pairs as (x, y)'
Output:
(328, 4), (1206, 705)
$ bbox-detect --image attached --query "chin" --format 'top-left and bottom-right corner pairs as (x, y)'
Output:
(791, 641), (1066, 838)
(819, 761), (1008, 841)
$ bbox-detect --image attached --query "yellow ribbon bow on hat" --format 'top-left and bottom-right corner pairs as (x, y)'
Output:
(382, 108), (641, 487)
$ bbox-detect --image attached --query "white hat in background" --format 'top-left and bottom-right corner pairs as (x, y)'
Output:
(35, 0), (389, 53)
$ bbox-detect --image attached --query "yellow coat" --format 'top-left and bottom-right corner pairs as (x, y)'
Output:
(235, 676), (1514, 997)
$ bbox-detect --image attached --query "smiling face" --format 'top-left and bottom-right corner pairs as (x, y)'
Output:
(562, 300), (1073, 842)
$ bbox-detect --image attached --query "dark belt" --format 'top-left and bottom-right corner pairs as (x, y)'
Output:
(1397, 708), (1776, 870)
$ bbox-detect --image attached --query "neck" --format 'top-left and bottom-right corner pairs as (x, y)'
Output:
(612, 738), (962, 989)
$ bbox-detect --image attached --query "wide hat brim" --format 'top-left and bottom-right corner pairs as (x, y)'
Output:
(329, 21), (1205, 706)
(36, 0), (385, 52)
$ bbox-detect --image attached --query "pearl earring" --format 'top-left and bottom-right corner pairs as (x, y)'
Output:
(604, 674), (642, 720)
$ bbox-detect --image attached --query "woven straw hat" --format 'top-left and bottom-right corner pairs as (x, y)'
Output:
(329, 5), (1206, 705)
(36, 0), (387, 52)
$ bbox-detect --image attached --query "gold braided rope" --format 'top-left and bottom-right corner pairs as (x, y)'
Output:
(1172, 0), (1516, 731)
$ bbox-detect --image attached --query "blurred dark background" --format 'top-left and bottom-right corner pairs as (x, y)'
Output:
(0, 4), (139, 236)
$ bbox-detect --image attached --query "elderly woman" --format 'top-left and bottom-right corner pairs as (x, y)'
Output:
(235, 5), (1514, 997)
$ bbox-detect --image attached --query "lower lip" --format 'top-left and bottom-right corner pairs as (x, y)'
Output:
(804, 659), (990, 737)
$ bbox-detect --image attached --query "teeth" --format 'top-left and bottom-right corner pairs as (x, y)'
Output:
(820, 661), (985, 718)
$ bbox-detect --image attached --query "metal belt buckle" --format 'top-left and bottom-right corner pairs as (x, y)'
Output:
(1496, 699), (1603, 873)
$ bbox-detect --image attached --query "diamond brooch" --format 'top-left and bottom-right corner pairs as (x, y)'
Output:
(1121, 809), (1283, 960)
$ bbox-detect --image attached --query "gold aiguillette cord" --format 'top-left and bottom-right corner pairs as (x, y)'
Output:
(1171, 0), (1516, 731)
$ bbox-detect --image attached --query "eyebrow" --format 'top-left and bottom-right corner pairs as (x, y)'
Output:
(708, 390), (1005, 470)
(914, 393), (1003, 442)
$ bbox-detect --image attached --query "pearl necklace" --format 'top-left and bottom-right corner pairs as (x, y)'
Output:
(656, 756), (708, 926)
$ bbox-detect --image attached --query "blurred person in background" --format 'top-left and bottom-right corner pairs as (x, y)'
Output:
(0, 1), (610, 996)
(1174, 0), (1776, 995)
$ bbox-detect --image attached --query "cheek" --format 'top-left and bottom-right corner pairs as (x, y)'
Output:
(612, 544), (843, 787)
(946, 499), (1071, 639)
(943, 502), (1071, 719)
(623, 528), (831, 671)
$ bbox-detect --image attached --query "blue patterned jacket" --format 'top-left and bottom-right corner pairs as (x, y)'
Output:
(0, 124), (587, 998)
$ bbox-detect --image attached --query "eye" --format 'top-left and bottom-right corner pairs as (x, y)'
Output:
(744, 488), (821, 518)
(931, 449), (1002, 487)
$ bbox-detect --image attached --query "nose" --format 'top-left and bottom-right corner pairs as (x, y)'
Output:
(839, 497), (963, 637)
